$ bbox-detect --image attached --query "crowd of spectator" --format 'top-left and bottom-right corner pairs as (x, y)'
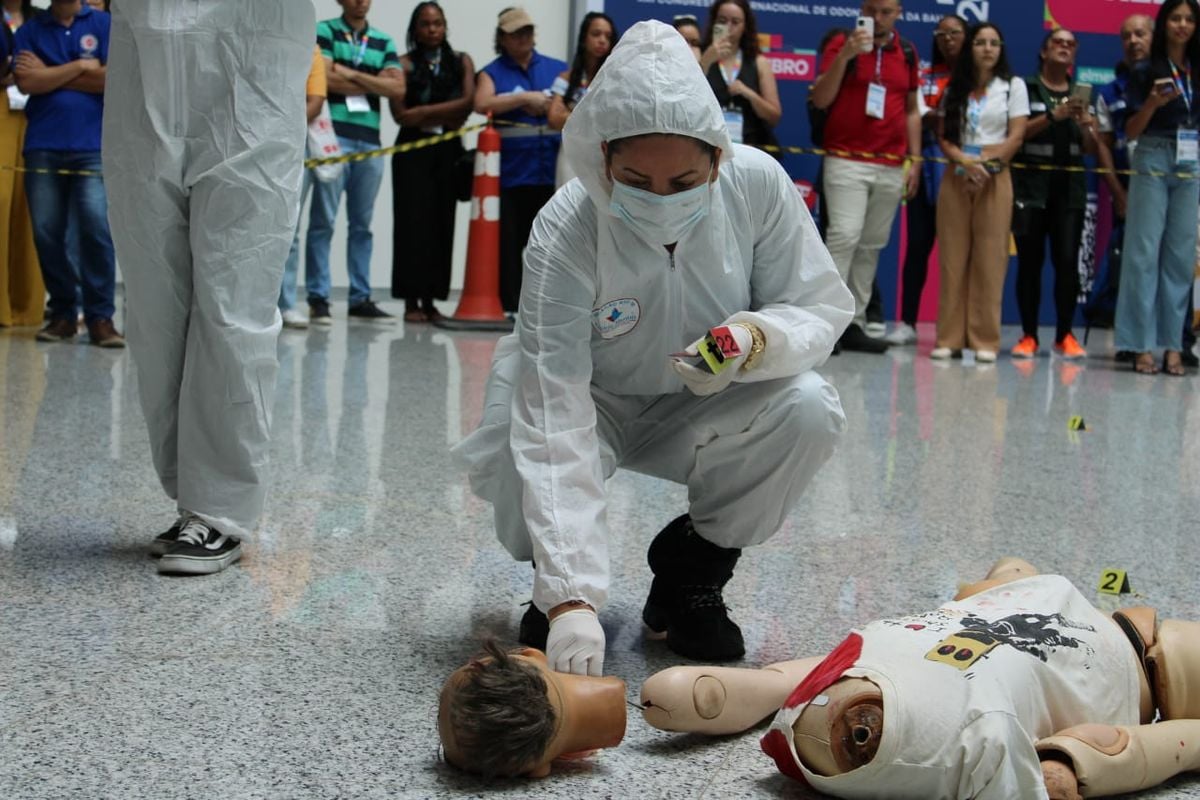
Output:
(1, 0), (1197, 375)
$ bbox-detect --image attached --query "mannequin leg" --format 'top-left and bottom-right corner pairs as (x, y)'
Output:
(1037, 720), (1200, 798)
(641, 658), (823, 735)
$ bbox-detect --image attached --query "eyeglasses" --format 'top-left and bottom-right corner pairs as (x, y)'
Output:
(973, 38), (1004, 48)
(935, 30), (965, 39)
(1050, 38), (1078, 49)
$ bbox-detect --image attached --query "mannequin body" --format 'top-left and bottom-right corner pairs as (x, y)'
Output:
(642, 559), (1200, 798)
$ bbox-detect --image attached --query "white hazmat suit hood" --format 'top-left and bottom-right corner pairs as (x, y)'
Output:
(454, 19), (853, 618)
(563, 19), (735, 207)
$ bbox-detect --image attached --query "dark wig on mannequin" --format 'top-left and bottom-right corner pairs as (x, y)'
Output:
(942, 23), (1014, 146)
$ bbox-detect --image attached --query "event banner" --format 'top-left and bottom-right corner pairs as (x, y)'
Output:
(601, 0), (1138, 323)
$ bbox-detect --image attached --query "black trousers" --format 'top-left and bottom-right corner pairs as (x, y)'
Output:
(899, 178), (936, 325)
(1013, 196), (1085, 343)
(500, 185), (555, 313)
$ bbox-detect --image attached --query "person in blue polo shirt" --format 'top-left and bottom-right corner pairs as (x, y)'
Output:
(12, 0), (122, 347)
(474, 7), (566, 314)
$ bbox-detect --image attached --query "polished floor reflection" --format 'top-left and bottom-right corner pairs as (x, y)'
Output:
(2, 316), (1198, 799)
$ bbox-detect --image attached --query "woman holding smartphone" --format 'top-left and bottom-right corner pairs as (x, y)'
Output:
(1010, 28), (1099, 362)
(932, 23), (1028, 361)
(698, 0), (781, 148)
(1117, 0), (1200, 375)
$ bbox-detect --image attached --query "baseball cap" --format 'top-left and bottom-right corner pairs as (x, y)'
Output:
(498, 7), (534, 33)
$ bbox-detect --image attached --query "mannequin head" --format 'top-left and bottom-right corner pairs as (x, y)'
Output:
(438, 642), (627, 778)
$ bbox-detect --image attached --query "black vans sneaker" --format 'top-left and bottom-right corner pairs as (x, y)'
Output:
(157, 518), (242, 575)
(642, 514), (745, 661)
(149, 513), (192, 557)
(348, 300), (395, 324)
(309, 298), (333, 327)
(518, 601), (549, 651)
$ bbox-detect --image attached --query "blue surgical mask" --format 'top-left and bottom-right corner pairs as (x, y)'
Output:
(609, 169), (714, 245)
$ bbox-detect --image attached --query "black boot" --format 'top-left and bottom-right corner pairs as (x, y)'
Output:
(518, 602), (549, 650)
(643, 514), (745, 661)
(839, 323), (890, 354)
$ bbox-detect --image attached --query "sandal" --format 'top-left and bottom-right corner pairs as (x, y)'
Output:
(1133, 353), (1159, 375)
(1163, 350), (1186, 377)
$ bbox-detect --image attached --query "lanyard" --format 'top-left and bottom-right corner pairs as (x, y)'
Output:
(346, 29), (369, 68)
(3, 9), (15, 33)
(1171, 61), (1193, 121)
(967, 93), (985, 135)
(719, 50), (742, 87)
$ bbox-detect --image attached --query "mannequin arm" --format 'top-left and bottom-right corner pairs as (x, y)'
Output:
(641, 658), (824, 735)
(1037, 720), (1200, 798)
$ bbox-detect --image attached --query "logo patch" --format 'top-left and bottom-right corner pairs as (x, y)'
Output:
(80, 34), (99, 55)
(592, 298), (640, 339)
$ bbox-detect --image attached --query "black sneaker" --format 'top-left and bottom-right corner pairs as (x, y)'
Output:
(518, 602), (549, 651)
(839, 323), (890, 354)
(157, 518), (242, 575)
(642, 514), (745, 662)
(348, 300), (395, 324)
(309, 298), (333, 327)
(149, 513), (191, 557)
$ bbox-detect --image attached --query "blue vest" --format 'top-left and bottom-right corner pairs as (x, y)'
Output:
(1098, 72), (1131, 179)
(482, 50), (565, 189)
(13, 7), (109, 154)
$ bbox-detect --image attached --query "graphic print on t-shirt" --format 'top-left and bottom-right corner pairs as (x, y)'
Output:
(924, 612), (1096, 671)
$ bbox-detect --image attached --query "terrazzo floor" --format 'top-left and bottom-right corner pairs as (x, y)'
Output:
(2, 308), (1198, 799)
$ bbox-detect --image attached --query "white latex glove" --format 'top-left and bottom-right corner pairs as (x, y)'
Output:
(546, 608), (606, 676)
(670, 324), (753, 396)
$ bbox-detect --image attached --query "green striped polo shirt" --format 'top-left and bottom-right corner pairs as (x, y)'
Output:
(316, 16), (401, 145)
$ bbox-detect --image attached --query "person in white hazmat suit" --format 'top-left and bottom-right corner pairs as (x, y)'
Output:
(101, 1), (314, 574)
(453, 20), (854, 676)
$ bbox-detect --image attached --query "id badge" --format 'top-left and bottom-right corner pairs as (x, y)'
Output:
(345, 94), (371, 114)
(866, 82), (887, 120)
(6, 85), (28, 112)
(963, 144), (982, 159)
(723, 108), (744, 144)
(1177, 128), (1198, 165)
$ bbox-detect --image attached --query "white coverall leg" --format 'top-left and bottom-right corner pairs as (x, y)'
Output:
(466, 336), (846, 559)
(102, 1), (313, 541)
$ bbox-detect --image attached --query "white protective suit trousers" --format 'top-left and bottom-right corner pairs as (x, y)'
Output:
(102, 1), (313, 540)
(466, 336), (847, 558)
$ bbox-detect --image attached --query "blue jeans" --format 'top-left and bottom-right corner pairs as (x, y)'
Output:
(24, 150), (116, 323)
(305, 136), (384, 306)
(278, 168), (313, 312)
(1115, 137), (1200, 352)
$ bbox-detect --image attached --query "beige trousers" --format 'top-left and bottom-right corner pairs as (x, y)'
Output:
(935, 169), (1013, 352)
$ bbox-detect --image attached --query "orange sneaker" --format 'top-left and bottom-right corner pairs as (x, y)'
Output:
(1011, 335), (1038, 359)
(1054, 333), (1087, 360)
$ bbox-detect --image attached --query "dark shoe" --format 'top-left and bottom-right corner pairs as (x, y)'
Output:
(518, 601), (549, 651)
(839, 323), (889, 354)
(309, 298), (333, 327)
(36, 318), (77, 342)
(1182, 348), (1199, 369)
(157, 518), (241, 575)
(643, 514), (745, 662)
(348, 300), (395, 324)
(1114, 350), (1135, 363)
(403, 309), (428, 323)
(149, 513), (191, 557)
(87, 318), (125, 348)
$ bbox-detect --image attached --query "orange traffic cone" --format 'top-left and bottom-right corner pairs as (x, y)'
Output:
(436, 114), (513, 331)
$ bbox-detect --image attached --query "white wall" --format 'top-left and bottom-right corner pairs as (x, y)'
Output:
(308, 0), (572, 300)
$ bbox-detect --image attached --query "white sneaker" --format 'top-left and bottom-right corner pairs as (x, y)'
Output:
(865, 321), (887, 338)
(975, 349), (997, 363)
(884, 323), (918, 346)
(281, 309), (309, 329)
(930, 347), (953, 360)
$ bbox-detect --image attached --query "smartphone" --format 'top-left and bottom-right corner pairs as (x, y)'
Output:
(712, 22), (728, 42)
(1069, 82), (1092, 106)
(1155, 77), (1178, 96)
(856, 16), (875, 52)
